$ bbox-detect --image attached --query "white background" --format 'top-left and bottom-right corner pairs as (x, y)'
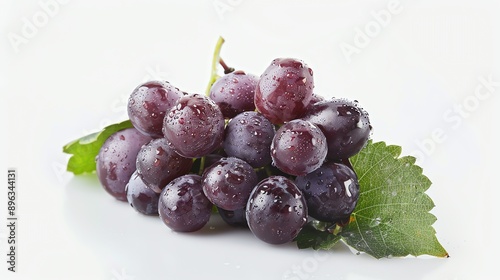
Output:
(2, 0), (499, 279)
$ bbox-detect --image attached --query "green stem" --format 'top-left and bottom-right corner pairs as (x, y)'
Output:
(198, 156), (206, 176)
(264, 165), (273, 177)
(205, 36), (226, 96)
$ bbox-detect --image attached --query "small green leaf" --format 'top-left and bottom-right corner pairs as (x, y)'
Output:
(63, 120), (133, 175)
(341, 141), (448, 258)
(295, 224), (341, 250)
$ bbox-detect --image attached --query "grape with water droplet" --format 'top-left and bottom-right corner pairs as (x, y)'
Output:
(254, 58), (314, 124)
(246, 176), (308, 244)
(96, 128), (152, 201)
(126, 171), (160, 215)
(163, 93), (225, 158)
(136, 138), (192, 193)
(209, 70), (259, 119)
(270, 119), (327, 176)
(301, 98), (371, 160)
(158, 174), (212, 232)
(201, 157), (258, 210)
(295, 162), (360, 223)
(223, 111), (275, 168)
(128, 80), (184, 138)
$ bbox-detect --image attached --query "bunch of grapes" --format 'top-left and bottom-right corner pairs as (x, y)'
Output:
(96, 57), (372, 245)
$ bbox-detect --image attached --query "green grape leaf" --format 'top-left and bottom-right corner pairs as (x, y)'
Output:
(295, 224), (341, 250)
(63, 120), (133, 175)
(295, 141), (448, 259)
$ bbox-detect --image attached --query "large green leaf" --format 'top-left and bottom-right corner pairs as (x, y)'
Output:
(295, 141), (448, 258)
(342, 141), (448, 258)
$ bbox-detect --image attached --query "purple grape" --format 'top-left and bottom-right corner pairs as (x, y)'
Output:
(271, 119), (327, 176)
(254, 58), (314, 124)
(209, 70), (259, 119)
(163, 94), (225, 158)
(246, 176), (308, 245)
(128, 81), (184, 138)
(310, 93), (325, 104)
(217, 207), (247, 228)
(96, 128), (152, 201)
(201, 157), (258, 211)
(304, 93), (325, 111)
(295, 162), (360, 223)
(136, 138), (193, 193)
(126, 171), (160, 216)
(223, 111), (276, 168)
(158, 174), (212, 232)
(301, 98), (371, 160)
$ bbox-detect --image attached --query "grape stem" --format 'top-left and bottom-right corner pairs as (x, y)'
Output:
(219, 58), (235, 74)
(205, 36), (234, 95)
(264, 165), (273, 177)
(205, 36), (225, 95)
(198, 156), (206, 176)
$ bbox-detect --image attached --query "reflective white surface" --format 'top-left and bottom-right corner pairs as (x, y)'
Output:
(2, 0), (499, 279)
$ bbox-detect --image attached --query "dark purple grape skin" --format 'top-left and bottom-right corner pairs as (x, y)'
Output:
(310, 93), (325, 104)
(158, 174), (212, 232)
(295, 162), (360, 223)
(223, 111), (276, 168)
(254, 58), (314, 124)
(301, 98), (371, 160)
(304, 93), (325, 112)
(217, 207), (247, 228)
(163, 94), (225, 158)
(136, 138), (193, 194)
(128, 81), (184, 138)
(271, 119), (327, 176)
(209, 70), (259, 119)
(201, 157), (258, 211)
(246, 176), (308, 245)
(126, 171), (160, 216)
(96, 128), (152, 201)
